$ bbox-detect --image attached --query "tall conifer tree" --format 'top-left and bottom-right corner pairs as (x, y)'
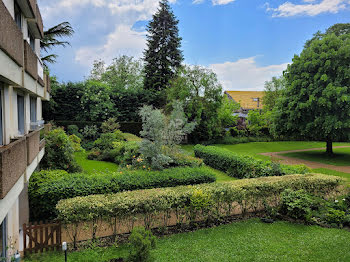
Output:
(143, 0), (183, 107)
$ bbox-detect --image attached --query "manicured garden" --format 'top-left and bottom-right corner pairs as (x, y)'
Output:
(24, 218), (350, 262)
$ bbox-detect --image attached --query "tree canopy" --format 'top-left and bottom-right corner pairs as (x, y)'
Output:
(167, 65), (223, 142)
(263, 76), (286, 111)
(271, 33), (350, 154)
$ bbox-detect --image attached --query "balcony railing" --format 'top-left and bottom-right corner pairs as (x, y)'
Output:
(0, 1), (24, 67)
(24, 40), (38, 80)
(0, 129), (41, 199)
(26, 129), (40, 165)
(0, 137), (27, 199)
(44, 73), (51, 93)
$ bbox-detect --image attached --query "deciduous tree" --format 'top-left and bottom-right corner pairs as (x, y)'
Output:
(271, 33), (350, 155)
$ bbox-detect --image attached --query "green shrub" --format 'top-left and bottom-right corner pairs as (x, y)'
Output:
(41, 128), (82, 173)
(56, 174), (343, 224)
(123, 133), (142, 142)
(194, 145), (310, 178)
(119, 141), (140, 166)
(101, 118), (120, 133)
(69, 134), (82, 152)
(325, 208), (346, 227)
(67, 125), (82, 139)
(168, 152), (203, 167)
(127, 227), (156, 262)
(29, 167), (216, 220)
(279, 189), (314, 221)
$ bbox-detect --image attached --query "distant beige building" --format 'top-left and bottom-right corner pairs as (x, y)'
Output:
(224, 91), (264, 119)
(0, 0), (50, 258)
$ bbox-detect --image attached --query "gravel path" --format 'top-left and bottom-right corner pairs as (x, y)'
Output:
(260, 146), (350, 173)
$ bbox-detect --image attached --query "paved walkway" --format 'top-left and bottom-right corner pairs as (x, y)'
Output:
(260, 146), (350, 173)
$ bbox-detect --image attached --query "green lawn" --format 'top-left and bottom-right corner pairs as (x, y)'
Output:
(24, 219), (350, 262)
(183, 141), (350, 160)
(283, 147), (350, 166)
(74, 151), (119, 174)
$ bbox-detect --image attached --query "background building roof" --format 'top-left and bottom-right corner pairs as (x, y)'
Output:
(225, 91), (264, 110)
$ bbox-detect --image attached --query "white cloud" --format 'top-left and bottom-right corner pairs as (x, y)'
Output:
(212, 0), (235, 5)
(192, 0), (235, 5)
(192, 0), (205, 4)
(75, 25), (146, 66)
(266, 0), (349, 17)
(38, 0), (178, 68)
(209, 57), (288, 91)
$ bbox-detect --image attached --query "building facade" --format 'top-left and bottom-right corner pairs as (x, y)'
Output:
(0, 0), (50, 258)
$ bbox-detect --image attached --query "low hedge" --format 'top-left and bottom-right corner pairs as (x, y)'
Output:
(29, 167), (216, 220)
(194, 145), (310, 179)
(56, 174), (343, 225)
(54, 121), (142, 135)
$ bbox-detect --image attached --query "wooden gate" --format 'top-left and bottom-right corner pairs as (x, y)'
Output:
(23, 221), (61, 255)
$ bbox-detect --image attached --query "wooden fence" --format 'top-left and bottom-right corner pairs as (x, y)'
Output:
(23, 221), (61, 255)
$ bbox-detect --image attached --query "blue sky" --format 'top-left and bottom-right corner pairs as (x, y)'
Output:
(38, 0), (350, 90)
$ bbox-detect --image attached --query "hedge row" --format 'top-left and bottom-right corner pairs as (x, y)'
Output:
(194, 145), (310, 179)
(29, 167), (216, 221)
(54, 121), (142, 135)
(56, 174), (343, 225)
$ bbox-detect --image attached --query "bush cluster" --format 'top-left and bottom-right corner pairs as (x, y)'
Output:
(276, 188), (350, 228)
(29, 167), (216, 220)
(56, 174), (342, 225)
(41, 128), (82, 173)
(194, 145), (310, 179)
(127, 227), (156, 262)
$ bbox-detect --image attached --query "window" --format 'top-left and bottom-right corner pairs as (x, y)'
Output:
(0, 217), (7, 259)
(28, 30), (35, 51)
(14, 3), (22, 30)
(30, 97), (37, 123)
(0, 87), (3, 146)
(17, 95), (24, 135)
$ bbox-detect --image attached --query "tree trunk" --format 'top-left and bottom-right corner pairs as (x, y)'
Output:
(326, 140), (333, 156)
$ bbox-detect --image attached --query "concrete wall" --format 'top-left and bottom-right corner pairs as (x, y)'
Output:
(0, 49), (22, 87)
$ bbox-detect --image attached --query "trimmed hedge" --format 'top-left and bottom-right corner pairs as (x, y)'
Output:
(56, 174), (343, 224)
(29, 167), (216, 220)
(194, 145), (310, 179)
(54, 121), (142, 135)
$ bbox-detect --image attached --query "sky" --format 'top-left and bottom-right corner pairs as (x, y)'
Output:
(37, 0), (350, 91)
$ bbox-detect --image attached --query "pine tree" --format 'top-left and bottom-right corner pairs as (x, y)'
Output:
(143, 0), (183, 107)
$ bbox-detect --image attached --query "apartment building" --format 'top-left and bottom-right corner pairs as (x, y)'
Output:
(0, 0), (50, 258)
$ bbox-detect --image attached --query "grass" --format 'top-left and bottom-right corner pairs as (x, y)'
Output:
(183, 141), (350, 160)
(283, 147), (350, 166)
(24, 219), (350, 262)
(75, 150), (234, 182)
(74, 151), (119, 174)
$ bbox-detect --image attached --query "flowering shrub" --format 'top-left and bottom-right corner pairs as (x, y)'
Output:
(29, 167), (216, 220)
(194, 145), (310, 178)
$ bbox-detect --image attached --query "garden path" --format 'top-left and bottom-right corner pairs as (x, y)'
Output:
(260, 146), (350, 173)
